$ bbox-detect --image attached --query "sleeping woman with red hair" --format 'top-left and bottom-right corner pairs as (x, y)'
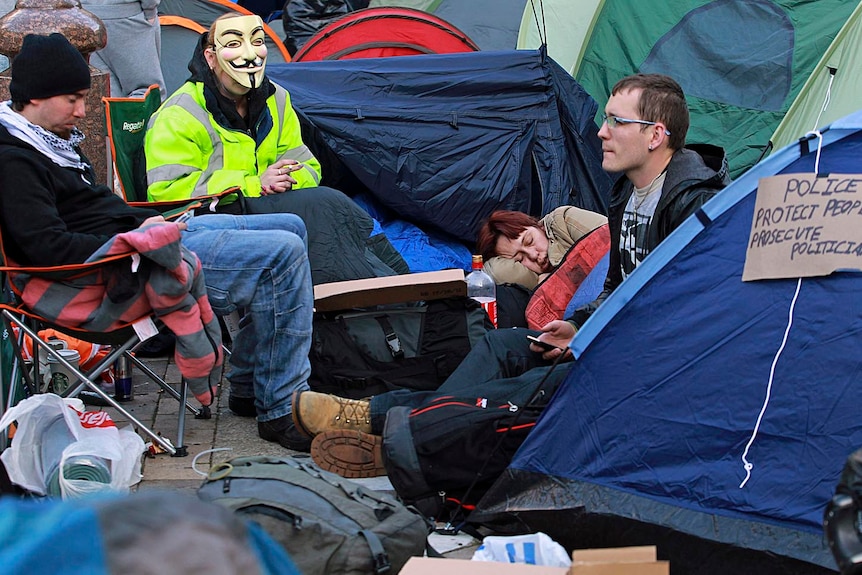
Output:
(476, 206), (607, 289)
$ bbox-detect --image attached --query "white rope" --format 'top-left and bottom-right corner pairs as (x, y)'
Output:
(739, 278), (802, 488)
(739, 106), (826, 488)
(192, 447), (233, 477)
(810, 69), (836, 135)
(804, 130), (824, 175)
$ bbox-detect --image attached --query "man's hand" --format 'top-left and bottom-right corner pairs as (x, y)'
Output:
(529, 320), (577, 361)
(259, 159), (303, 195)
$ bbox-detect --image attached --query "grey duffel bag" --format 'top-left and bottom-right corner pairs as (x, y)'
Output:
(198, 455), (430, 575)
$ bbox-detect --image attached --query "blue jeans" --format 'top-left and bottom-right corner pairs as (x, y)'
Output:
(181, 213), (313, 422)
(368, 328), (570, 433)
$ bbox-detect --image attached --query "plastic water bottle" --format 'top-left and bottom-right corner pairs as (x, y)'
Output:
(466, 255), (497, 327)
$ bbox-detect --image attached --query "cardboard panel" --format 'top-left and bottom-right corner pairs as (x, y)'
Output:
(400, 557), (567, 575)
(313, 269), (466, 312)
(398, 546), (669, 575)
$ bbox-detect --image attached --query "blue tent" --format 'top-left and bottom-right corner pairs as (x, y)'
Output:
(267, 49), (612, 242)
(474, 110), (862, 573)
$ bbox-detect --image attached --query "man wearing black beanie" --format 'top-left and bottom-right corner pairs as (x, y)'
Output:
(9, 33), (92, 104)
(0, 33), (318, 451)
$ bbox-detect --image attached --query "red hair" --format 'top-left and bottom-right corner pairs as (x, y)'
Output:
(475, 210), (540, 261)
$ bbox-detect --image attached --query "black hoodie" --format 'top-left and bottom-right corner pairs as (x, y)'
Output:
(0, 123), (158, 266)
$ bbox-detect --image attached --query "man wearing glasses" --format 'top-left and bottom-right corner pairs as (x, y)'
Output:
(533, 73), (731, 354)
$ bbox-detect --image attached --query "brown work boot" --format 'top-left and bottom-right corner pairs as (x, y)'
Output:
(311, 430), (385, 478)
(291, 390), (372, 437)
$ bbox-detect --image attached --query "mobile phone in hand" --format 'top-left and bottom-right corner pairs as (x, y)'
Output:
(526, 335), (564, 352)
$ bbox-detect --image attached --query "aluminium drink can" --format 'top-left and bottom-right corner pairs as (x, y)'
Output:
(114, 355), (134, 402)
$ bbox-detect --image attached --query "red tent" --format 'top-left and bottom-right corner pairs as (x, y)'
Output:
(293, 7), (479, 62)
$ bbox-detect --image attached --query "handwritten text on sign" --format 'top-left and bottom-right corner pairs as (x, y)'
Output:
(742, 173), (862, 281)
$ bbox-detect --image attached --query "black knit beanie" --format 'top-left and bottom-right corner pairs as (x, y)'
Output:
(10, 33), (91, 101)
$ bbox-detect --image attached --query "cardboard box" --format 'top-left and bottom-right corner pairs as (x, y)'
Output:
(398, 546), (669, 575)
(313, 269), (466, 312)
(570, 546), (669, 575)
(399, 557), (567, 575)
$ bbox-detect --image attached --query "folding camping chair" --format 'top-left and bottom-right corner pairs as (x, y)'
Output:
(0, 243), (209, 457)
(103, 84), (245, 209)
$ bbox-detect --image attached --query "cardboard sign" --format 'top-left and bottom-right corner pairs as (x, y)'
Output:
(743, 173), (862, 281)
(313, 269), (466, 312)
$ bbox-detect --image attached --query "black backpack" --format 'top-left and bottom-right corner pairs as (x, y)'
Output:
(309, 297), (492, 399)
(198, 455), (430, 575)
(380, 397), (545, 520)
(825, 447), (862, 574)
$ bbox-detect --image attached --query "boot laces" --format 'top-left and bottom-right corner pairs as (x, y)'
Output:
(335, 398), (370, 424)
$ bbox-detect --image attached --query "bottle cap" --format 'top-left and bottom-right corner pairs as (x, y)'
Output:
(472, 254), (483, 269)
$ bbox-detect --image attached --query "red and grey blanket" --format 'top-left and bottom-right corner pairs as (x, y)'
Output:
(525, 224), (611, 331)
(10, 222), (222, 404)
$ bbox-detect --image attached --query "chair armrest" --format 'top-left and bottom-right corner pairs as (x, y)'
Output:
(129, 186), (244, 218)
(0, 251), (135, 278)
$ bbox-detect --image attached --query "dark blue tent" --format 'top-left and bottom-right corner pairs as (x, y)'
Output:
(267, 49), (611, 242)
(474, 110), (862, 574)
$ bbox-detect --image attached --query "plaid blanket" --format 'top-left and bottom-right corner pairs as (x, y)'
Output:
(11, 222), (222, 403)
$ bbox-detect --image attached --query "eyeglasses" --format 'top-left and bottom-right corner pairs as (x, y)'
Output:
(601, 114), (671, 136)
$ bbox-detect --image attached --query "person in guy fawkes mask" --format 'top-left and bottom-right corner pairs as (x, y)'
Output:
(146, 13), (322, 201)
(144, 12), (408, 284)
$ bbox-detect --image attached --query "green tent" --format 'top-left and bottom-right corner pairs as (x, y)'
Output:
(771, 1), (862, 152)
(517, 0), (602, 76)
(519, 0), (860, 178)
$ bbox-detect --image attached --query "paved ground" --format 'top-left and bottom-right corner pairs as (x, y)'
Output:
(100, 354), (483, 562)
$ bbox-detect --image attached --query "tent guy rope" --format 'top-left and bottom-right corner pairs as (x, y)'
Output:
(739, 128), (825, 488)
(738, 277), (801, 489)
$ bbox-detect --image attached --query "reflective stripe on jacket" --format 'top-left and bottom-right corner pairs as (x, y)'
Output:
(144, 81), (321, 202)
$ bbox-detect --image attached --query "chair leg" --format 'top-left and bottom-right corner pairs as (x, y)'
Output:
(4, 314), (178, 456)
(174, 379), (189, 457)
(127, 353), (201, 417)
(2, 313), (38, 397)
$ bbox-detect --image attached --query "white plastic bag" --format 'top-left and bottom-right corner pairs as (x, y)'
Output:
(472, 532), (572, 567)
(58, 410), (145, 498)
(0, 394), (145, 497)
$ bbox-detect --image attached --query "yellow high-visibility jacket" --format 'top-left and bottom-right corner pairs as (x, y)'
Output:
(144, 81), (321, 202)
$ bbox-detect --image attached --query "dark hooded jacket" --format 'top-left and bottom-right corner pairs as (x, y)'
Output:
(568, 144), (731, 327)
(0, 123), (157, 266)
